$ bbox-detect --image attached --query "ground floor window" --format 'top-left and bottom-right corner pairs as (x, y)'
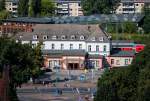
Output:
(49, 60), (61, 69)
(125, 59), (129, 65)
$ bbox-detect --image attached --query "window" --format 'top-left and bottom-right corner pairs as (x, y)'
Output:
(61, 44), (64, 50)
(91, 37), (96, 41)
(111, 59), (114, 65)
(79, 44), (82, 50)
(43, 35), (48, 40)
(33, 35), (38, 40)
(96, 61), (99, 67)
(103, 45), (107, 52)
(71, 35), (76, 40)
(88, 45), (91, 52)
(32, 44), (36, 48)
(61, 35), (66, 40)
(99, 37), (104, 41)
(70, 44), (73, 50)
(116, 60), (120, 65)
(80, 35), (85, 40)
(125, 59), (129, 65)
(52, 35), (57, 40)
(96, 45), (99, 52)
(51, 44), (55, 50)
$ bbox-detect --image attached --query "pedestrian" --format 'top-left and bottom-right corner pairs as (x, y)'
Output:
(78, 95), (83, 101)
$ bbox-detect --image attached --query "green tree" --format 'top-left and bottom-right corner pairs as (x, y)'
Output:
(142, 4), (150, 34)
(0, 0), (5, 11)
(95, 43), (150, 101)
(28, 0), (41, 17)
(18, 0), (29, 16)
(81, 0), (120, 15)
(0, 10), (10, 23)
(0, 37), (43, 100)
(40, 0), (55, 16)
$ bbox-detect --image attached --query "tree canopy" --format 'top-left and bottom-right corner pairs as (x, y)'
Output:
(40, 0), (55, 16)
(95, 43), (150, 101)
(0, 37), (43, 100)
(18, 0), (55, 17)
(81, 0), (121, 15)
(0, 0), (5, 11)
(143, 5), (150, 34)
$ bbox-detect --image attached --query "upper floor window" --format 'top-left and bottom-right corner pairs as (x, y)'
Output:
(96, 45), (99, 52)
(71, 35), (76, 40)
(91, 37), (96, 41)
(70, 44), (73, 50)
(33, 35), (38, 40)
(103, 45), (107, 52)
(79, 44), (82, 50)
(88, 45), (91, 52)
(51, 43), (55, 50)
(80, 35), (85, 40)
(99, 37), (104, 42)
(43, 35), (48, 40)
(61, 35), (67, 40)
(61, 44), (64, 50)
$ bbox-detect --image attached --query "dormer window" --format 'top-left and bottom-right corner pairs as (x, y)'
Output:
(52, 35), (57, 40)
(99, 37), (104, 42)
(33, 35), (38, 40)
(80, 35), (85, 40)
(19, 35), (23, 38)
(43, 35), (48, 40)
(61, 35), (66, 40)
(91, 37), (96, 41)
(71, 35), (76, 40)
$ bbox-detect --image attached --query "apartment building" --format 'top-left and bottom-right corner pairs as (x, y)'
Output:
(55, 0), (83, 16)
(5, 0), (19, 17)
(116, 0), (150, 14)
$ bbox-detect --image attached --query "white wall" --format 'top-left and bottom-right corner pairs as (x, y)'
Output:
(21, 40), (110, 56)
(86, 42), (110, 56)
(43, 41), (86, 50)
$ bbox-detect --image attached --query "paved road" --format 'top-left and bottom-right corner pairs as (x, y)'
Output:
(17, 87), (96, 101)
(17, 87), (96, 94)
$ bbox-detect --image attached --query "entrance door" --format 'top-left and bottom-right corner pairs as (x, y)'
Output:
(68, 63), (79, 70)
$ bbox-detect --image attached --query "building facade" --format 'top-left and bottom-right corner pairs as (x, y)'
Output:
(116, 0), (150, 14)
(55, 0), (83, 16)
(5, 0), (19, 17)
(16, 24), (111, 70)
(4, 0), (83, 17)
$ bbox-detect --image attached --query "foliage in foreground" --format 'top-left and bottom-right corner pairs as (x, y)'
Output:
(0, 37), (43, 100)
(95, 43), (150, 101)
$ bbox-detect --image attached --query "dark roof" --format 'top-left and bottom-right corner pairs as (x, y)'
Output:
(16, 24), (110, 42)
(112, 40), (135, 46)
(110, 50), (135, 57)
(112, 45), (134, 48)
(4, 14), (144, 24)
(54, 0), (81, 3)
(42, 50), (86, 57)
(3, 17), (54, 24)
(89, 54), (103, 59)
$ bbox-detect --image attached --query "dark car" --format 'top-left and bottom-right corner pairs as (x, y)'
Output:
(34, 78), (52, 84)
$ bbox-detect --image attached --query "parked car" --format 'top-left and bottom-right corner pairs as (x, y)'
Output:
(34, 78), (52, 84)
